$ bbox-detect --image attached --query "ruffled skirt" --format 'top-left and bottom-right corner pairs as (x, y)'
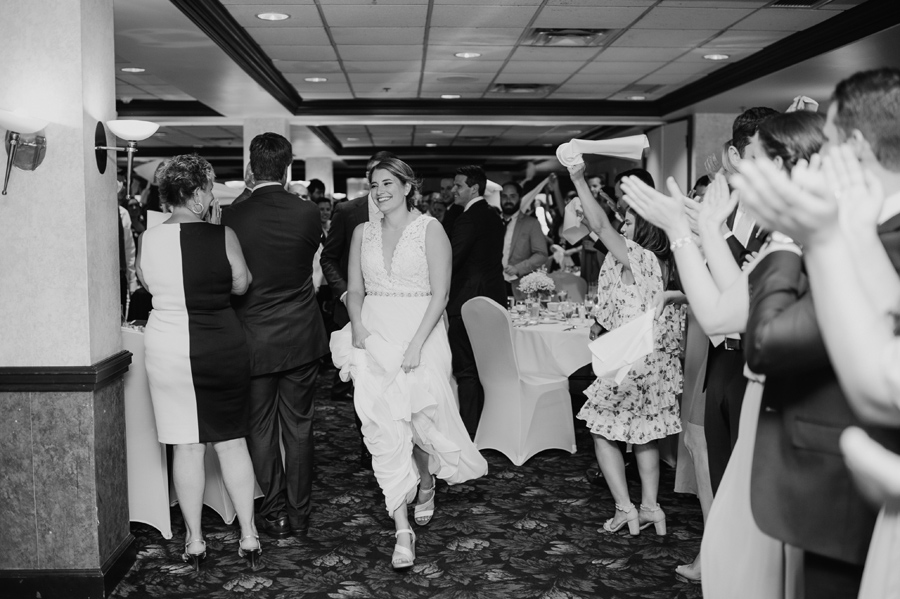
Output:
(331, 295), (488, 514)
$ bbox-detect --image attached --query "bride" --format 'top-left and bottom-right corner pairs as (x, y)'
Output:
(330, 157), (488, 570)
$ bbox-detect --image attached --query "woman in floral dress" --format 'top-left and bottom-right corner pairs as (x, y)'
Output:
(568, 162), (683, 536)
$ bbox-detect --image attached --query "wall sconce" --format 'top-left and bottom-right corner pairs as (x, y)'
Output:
(95, 119), (159, 199)
(0, 109), (49, 196)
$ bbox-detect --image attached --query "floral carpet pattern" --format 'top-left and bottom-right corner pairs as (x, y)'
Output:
(112, 368), (703, 599)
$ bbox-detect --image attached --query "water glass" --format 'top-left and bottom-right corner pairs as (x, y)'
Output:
(558, 290), (568, 303)
(529, 300), (540, 319)
(507, 296), (516, 311)
(562, 301), (575, 323)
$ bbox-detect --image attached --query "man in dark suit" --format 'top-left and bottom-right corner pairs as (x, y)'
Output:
(320, 151), (396, 465)
(447, 165), (506, 437)
(703, 107), (774, 493)
(746, 70), (900, 598)
(222, 132), (328, 539)
(499, 181), (549, 300)
(440, 176), (463, 237)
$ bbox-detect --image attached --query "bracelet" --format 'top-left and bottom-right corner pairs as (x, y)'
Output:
(670, 236), (694, 251)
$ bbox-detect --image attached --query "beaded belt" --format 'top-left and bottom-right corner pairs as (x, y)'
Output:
(367, 291), (431, 297)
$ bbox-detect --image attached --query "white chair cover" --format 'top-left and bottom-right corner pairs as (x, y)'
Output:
(462, 297), (576, 466)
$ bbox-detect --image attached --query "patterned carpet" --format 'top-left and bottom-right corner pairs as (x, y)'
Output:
(111, 368), (703, 599)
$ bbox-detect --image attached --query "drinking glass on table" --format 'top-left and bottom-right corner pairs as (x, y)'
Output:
(558, 289), (568, 303)
(562, 301), (575, 324)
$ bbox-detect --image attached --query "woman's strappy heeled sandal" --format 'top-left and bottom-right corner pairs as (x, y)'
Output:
(181, 538), (207, 572)
(391, 529), (416, 571)
(414, 475), (436, 526)
(639, 503), (667, 536)
(238, 534), (262, 569)
(601, 503), (640, 536)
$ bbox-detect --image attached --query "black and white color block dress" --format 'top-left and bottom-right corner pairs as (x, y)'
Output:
(140, 222), (251, 444)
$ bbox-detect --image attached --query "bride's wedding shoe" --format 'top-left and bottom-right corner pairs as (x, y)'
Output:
(414, 475), (436, 526)
(675, 560), (701, 583)
(238, 534), (262, 570)
(601, 502), (639, 536)
(638, 503), (667, 535)
(181, 538), (207, 572)
(391, 529), (416, 570)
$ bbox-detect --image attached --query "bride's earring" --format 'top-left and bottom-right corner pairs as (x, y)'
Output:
(190, 201), (203, 215)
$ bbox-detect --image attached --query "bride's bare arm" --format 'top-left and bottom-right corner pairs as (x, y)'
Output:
(347, 224), (370, 348)
(402, 220), (452, 372)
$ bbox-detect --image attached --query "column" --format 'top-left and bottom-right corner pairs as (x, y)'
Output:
(0, 2), (133, 598)
(243, 117), (291, 180)
(691, 112), (738, 184)
(304, 156), (334, 197)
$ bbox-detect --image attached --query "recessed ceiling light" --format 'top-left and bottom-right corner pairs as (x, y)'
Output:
(304, 77), (328, 83)
(120, 67), (145, 73)
(441, 94), (460, 99)
(426, 143), (437, 148)
(703, 53), (729, 61)
(627, 95), (646, 101)
(454, 52), (481, 59)
(256, 12), (290, 21)
(346, 137), (359, 141)
(430, 130), (444, 134)
(567, 129), (581, 134)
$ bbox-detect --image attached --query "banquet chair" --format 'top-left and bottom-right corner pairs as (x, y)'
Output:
(548, 271), (588, 303)
(462, 297), (576, 466)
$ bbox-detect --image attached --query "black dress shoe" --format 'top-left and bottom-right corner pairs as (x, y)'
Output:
(259, 515), (292, 539)
(585, 467), (604, 485)
(289, 515), (310, 537)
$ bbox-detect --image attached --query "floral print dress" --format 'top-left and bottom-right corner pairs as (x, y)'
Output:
(577, 238), (683, 444)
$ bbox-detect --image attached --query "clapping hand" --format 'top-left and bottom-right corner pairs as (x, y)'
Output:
(822, 145), (885, 236)
(698, 174), (738, 233)
(207, 198), (222, 225)
(620, 175), (691, 236)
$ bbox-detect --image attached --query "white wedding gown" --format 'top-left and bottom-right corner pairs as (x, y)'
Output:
(330, 214), (488, 514)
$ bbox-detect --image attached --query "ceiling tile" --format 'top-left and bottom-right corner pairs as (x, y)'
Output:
(579, 61), (666, 75)
(225, 5), (323, 28)
(502, 60), (585, 74)
(274, 61), (344, 74)
(613, 29), (720, 47)
(331, 27), (425, 45)
(495, 72), (571, 84)
(352, 84), (420, 94)
(678, 46), (763, 62)
(344, 60), (424, 73)
(427, 45), (515, 61)
(220, 0), (314, 4)
(421, 72), (492, 83)
(430, 5), (539, 27)
(735, 8), (839, 32)
(293, 92), (356, 100)
(657, 0), (768, 7)
(597, 46), (688, 61)
(650, 61), (717, 76)
(509, 46), (599, 62)
(428, 28), (524, 46)
(566, 72), (643, 85)
(348, 73), (421, 84)
(321, 4), (428, 27)
(318, 0), (426, 4)
(420, 83), (490, 93)
(553, 83), (626, 95)
(532, 6), (648, 29)
(636, 73), (696, 85)
(423, 59), (506, 73)
(547, 0), (655, 5)
(704, 30), (792, 48)
(243, 27), (330, 45)
(634, 7), (753, 29)
(340, 45), (424, 61)
(266, 45), (338, 61)
(434, 0), (542, 4)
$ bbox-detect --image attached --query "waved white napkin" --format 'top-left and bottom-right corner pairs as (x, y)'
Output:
(590, 310), (655, 384)
(484, 179), (503, 208)
(519, 175), (551, 213)
(560, 198), (598, 245)
(556, 134), (649, 167)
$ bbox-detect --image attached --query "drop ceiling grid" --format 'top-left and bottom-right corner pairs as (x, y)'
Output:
(225, 0), (851, 103)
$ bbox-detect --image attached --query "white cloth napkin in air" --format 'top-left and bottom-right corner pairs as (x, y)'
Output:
(589, 310), (655, 384)
(556, 134), (649, 167)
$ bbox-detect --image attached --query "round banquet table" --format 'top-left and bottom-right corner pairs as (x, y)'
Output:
(510, 318), (592, 377)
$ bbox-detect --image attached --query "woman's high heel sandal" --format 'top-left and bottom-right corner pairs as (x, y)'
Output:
(414, 475), (436, 526)
(601, 503), (640, 536)
(238, 534), (262, 570)
(639, 503), (667, 536)
(391, 529), (416, 571)
(181, 538), (207, 572)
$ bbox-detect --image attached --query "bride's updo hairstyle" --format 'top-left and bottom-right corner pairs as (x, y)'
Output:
(368, 157), (421, 210)
(757, 111), (826, 174)
(157, 154), (215, 207)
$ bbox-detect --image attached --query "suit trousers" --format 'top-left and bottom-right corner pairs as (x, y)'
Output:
(704, 346), (747, 494)
(804, 552), (863, 599)
(247, 359), (319, 529)
(448, 314), (484, 438)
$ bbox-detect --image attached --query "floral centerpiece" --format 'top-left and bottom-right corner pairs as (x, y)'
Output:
(518, 268), (555, 305)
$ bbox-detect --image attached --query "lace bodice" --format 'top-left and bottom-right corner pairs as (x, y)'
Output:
(361, 214), (433, 296)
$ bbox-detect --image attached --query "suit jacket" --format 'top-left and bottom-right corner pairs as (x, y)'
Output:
(506, 214), (549, 276)
(443, 203), (463, 239)
(222, 184), (328, 375)
(448, 200), (506, 316)
(319, 195), (369, 328)
(747, 214), (900, 565)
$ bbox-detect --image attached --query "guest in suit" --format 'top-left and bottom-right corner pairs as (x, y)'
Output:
(500, 182), (549, 300)
(222, 132), (328, 539)
(441, 176), (464, 237)
(231, 163), (255, 206)
(448, 165), (506, 437)
(733, 68), (900, 599)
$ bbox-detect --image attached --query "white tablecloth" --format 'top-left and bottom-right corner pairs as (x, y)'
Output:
(511, 319), (592, 377)
(122, 327), (259, 538)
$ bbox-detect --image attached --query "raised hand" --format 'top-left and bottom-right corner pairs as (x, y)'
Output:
(698, 175), (738, 232)
(567, 161), (586, 180)
(620, 175), (690, 237)
(207, 198), (222, 225)
(821, 145), (885, 235)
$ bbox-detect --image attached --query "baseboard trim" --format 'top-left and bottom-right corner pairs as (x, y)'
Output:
(0, 350), (132, 392)
(0, 534), (135, 599)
